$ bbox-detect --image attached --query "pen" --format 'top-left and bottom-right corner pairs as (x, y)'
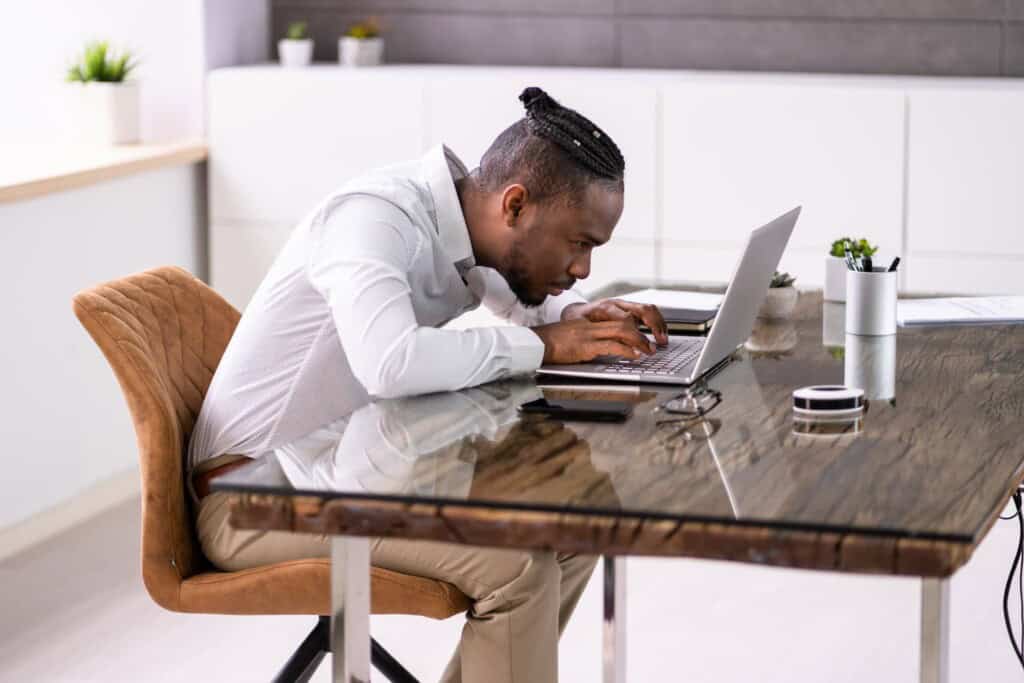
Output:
(862, 256), (872, 273)
(844, 248), (858, 271)
(887, 257), (900, 272)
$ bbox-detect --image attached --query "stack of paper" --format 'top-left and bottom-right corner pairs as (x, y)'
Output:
(618, 288), (722, 311)
(896, 296), (1024, 327)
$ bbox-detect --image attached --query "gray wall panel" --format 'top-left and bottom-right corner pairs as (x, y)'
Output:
(1006, 23), (1024, 75)
(274, 0), (615, 15)
(620, 0), (1007, 21)
(272, 0), (1024, 76)
(620, 18), (1002, 76)
(274, 6), (617, 66)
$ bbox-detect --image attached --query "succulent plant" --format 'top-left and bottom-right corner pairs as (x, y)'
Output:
(830, 237), (878, 259)
(286, 20), (308, 40)
(769, 271), (796, 288)
(346, 18), (381, 39)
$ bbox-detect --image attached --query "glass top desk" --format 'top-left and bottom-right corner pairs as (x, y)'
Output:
(212, 287), (1024, 683)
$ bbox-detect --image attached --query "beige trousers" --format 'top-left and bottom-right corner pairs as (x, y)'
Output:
(197, 491), (597, 683)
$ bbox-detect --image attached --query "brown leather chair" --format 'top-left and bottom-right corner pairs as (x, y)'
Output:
(72, 265), (469, 682)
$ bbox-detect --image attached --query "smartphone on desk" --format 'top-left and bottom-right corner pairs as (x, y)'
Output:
(517, 398), (633, 422)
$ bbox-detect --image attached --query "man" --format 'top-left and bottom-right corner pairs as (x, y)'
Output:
(188, 86), (667, 682)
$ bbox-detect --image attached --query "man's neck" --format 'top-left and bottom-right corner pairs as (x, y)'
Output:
(455, 175), (501, 270)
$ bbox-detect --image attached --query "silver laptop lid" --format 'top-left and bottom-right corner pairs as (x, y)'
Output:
(686, 206), (800, 382)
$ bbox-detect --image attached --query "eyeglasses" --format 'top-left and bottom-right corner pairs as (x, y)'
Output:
(656, 386), (722, 421)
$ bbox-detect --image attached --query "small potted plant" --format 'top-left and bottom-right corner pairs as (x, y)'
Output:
(66, 41), (139, 144)
(757, 271), (798, 320)
(338, 18), (383, 67)
(278, 20), (313, 68)
(825, 237), (878, 302)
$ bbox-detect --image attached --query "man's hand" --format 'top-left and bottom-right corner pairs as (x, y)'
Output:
(561, 299), (669, 346)
(531, 318), (658, 365)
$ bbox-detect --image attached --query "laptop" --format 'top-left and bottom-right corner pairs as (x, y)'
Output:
(538, 206), (800, 385)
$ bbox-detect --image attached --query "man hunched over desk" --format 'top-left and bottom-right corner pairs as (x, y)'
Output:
(187, 86), (668, 683)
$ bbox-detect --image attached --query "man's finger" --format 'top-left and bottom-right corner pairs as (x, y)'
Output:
(589, 340), (641, 360)
(610, 300), (669, 345)
(589, 321), (655, 353)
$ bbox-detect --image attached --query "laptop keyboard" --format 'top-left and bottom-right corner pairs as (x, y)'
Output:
(599, 337), (704, 376)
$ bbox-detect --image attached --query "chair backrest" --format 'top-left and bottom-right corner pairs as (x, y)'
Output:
(72, 266), (240, 610)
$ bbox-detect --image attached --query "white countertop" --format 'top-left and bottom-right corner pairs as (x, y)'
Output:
(0, 140), (208, 204)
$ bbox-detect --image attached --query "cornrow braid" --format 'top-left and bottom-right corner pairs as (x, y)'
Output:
(518, 86), (625, 181)
(474, 86), (626, 206)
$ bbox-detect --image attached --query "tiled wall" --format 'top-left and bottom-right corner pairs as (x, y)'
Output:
(272, 0), (1024, 76)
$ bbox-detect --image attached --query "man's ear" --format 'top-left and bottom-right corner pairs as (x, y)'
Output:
(501, 184), (528, 227)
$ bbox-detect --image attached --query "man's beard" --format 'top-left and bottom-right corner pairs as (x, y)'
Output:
(501, 238), (545, 308)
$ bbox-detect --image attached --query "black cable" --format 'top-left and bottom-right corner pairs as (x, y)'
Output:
(1002, 491), (1024, 671)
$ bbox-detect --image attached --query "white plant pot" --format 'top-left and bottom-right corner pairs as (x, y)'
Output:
(71, 81), (139, 145)
(823, 255), (848, 302)
(278, 39), (313, 67)
(756, 286), (798, 320)
(338, 37), (384, 67)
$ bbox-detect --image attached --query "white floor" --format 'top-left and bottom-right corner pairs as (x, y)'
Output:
(0, 497), (1020, 682)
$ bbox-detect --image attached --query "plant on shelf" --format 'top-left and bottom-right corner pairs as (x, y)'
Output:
(66, 40), (139, 144)
(279, 19), (314, 67)
(66, 41), (136, 83)
(829, 237), (878, 259)
(339, 17), (384, 67)
(286, 20), (308, 40)
(345, 18), (380, 40)
(770, 271), (796, 288)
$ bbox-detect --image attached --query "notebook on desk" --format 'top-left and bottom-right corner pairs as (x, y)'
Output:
(618, 290), (720, 334)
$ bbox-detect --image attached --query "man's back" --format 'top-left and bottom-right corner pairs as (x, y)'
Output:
(188, 145), (580, 474)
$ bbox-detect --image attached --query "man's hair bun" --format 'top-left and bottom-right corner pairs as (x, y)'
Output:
(519, 87), (560, 115)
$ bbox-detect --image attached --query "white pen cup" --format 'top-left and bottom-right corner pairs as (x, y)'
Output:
(845, 268), (897, 336)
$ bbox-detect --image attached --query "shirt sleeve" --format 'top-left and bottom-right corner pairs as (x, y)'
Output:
(466, 266), (588, 327)
(306, 196), (544, 399)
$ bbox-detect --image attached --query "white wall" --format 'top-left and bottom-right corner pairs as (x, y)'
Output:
(0, 164), (206, 531)
(0, 0), (270, 545)
(0, 0), (269, 145)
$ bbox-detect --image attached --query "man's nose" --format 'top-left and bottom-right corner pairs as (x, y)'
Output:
(568, 253), (590, 281)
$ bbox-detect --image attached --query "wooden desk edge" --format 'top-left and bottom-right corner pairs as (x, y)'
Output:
(226, 493), (974, 579)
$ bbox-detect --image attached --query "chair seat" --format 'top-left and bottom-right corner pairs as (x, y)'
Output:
(177, 558), (470, 619)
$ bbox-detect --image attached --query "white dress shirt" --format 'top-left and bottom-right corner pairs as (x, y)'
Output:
(187, 144), (586, 472)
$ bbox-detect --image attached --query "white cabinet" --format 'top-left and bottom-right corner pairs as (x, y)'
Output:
(660, 83), (905, 287)
(208, 67), (425, 224)
(208, 66), (1024, 309)
(906, 89), (1024, 294)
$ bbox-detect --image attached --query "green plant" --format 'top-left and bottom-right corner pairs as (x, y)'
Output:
(285, 20), (308, 40)
(66, 41), (136, 83)
(769, 271), (796, 288)
(345, 18), (380, 39)
(830, 237), (878, 259)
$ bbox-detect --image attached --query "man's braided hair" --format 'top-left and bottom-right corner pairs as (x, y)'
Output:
(474, 86), (625, 205)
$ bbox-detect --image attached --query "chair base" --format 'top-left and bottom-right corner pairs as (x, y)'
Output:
(273, 616), (419, 683)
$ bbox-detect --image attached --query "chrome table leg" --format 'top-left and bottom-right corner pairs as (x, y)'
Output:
(920, 577), (950, 683)
(603, 555), (627, 683)
(331, 536), (371, 683)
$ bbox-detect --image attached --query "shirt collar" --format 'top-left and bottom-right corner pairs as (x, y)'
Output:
(423, 144), (475, 270)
